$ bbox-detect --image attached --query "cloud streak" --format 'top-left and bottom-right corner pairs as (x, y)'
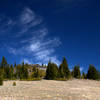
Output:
(0, 7), (61, 65)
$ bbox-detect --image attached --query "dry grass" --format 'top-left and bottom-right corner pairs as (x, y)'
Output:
(0, 79), (100, 100)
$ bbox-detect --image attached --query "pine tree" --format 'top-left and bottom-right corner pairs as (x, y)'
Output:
(32, 66), (38, 78)
(35, 68), (40, 78)
(45, 61), (59, 80)
(20, 62), (28, 79)
(45, 61), (51, 79)
(59, 57), (71, 79)
(32, 66), (42, 78)
(4, 65), (11, 79)
(23, 65), (28, 79)
(87, 65), (100, 80)
(13, 62), (17, 79)
(73, 65), (81, 79)
(10, 64), (14, 79)
(1, 56), (7, 68)
(0, 57), (8, 79)
(16, 64), (22, 79)
(50, 63), (59, 79)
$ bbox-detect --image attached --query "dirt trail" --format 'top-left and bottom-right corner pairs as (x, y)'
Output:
(0, 79), (100, 100)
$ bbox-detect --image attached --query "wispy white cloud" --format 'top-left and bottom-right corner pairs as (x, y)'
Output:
(15, 8), (43, 37)
(20, 8), (36, 25)
(0, 18), (16, 34)
(0, 7), (61, 65)
(19, 7), (42, 28)
(9, 48), (17, 55)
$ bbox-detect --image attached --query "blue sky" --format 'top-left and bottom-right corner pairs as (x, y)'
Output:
(0, 0), (100, 72)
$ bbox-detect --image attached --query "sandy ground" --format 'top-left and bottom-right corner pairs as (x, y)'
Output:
(0, 79), (100, 100)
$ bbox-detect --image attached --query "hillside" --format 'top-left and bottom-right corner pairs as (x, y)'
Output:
(0, 79), (100, 100)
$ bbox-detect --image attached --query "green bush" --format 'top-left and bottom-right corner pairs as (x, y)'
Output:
(13, 82), (16, 86)
(38, 70), (46, 78)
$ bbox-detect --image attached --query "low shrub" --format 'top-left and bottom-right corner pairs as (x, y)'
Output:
(20, 78), (42, 81)
(13, 82), (16, 86)
(55, 78), (67, 81)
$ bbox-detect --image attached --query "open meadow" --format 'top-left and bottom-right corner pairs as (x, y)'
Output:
(0, 79), (100, 100)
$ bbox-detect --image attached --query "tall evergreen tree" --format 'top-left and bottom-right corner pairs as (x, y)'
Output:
(4, 65), (11, 79)
(32, 66), (38, 78)
(1, 56), (7, 68)
(87, 65), (100, 80)
(45, 61), (51, 79)
(35, 68), (41, 78)
(45, 61), (59, 80)
(20, 62), (28, 79)
(16, 64), (22, 79)
(59, 57), (71, 79)
(10, 64), (14, 79)
(23, 64), (28, 79)
(73, 65), (81, 79)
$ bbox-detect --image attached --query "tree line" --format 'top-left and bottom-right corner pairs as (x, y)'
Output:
(46, 57), (100, 80)
(0, 56), (45, 85)
(0, 56), (100, 85)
